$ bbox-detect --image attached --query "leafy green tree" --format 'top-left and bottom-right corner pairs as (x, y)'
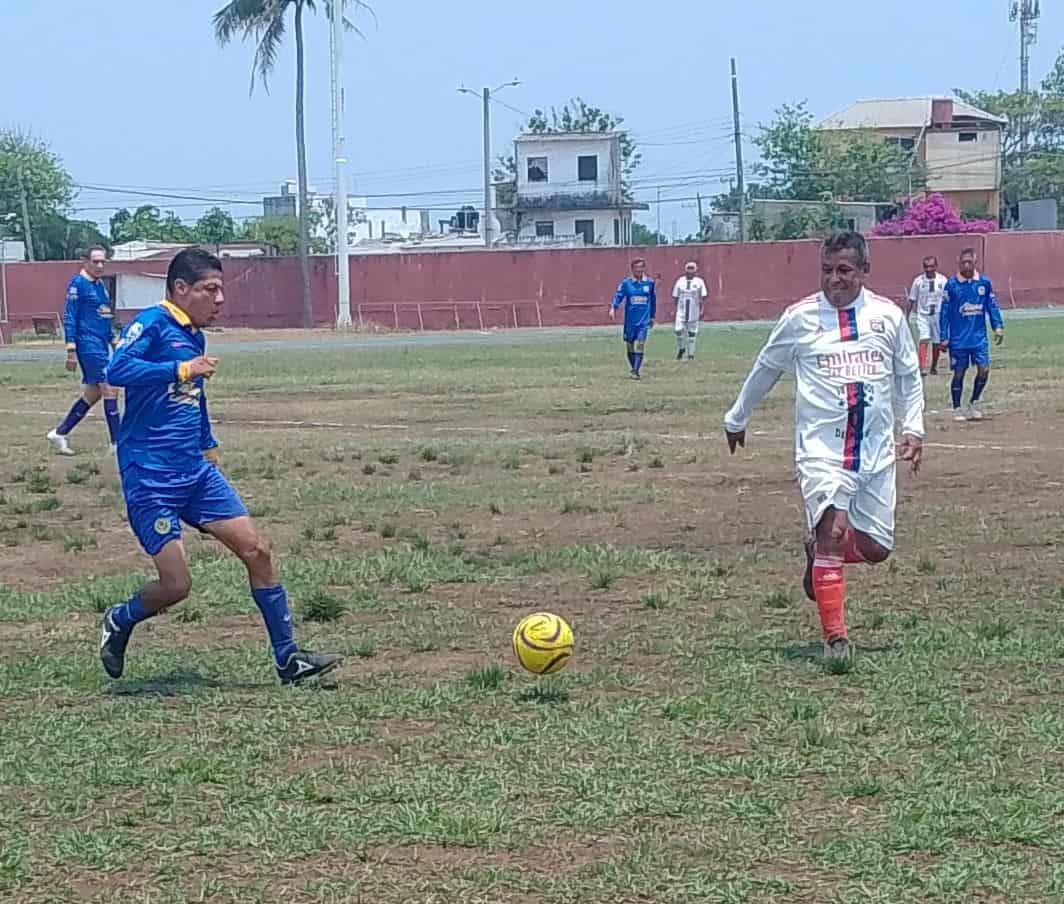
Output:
(0, 128), (75, 261)
(630, 222), (668, 246)
(34, 214), (110, 261)
(109, 205), (194, 244)
(196, 207), (238, 244)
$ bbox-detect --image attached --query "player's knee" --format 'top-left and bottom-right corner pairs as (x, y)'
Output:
(238, 533), (273, 570)
(160, 572), (192, 605)
(864, 544), (891, 564)
(687, 330), (697, 338)
(634, 341), (645, 353)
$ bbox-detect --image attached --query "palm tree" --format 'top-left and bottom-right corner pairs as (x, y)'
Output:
(214, 0), (328, 329)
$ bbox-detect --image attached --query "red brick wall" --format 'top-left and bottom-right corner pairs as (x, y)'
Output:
(1, 233), (1056, 338)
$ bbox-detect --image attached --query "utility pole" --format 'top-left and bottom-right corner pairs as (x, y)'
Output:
(459, 80), (520, 248)
(696, 192), (704, 240)
(1011, 0), (1041, 152)
(730, 58), (746, 243)
(656, 186), (662, 237)
(330, 0), (352, 327)
(17, 169), (35, 262)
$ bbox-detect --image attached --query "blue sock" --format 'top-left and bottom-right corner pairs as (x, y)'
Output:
(951, 371), (965, 409)
(103, 399), (120, 445)
(971, 374), (988, 403)
(111, 593), (155, 633)
(252, 585), (298, 667)
(633, 352), (644, 374)
(56, 398), (91, 436)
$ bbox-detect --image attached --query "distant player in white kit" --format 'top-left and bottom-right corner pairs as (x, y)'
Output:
(672, 262), (708, 360)
(907, 255), (947, 376)
(724, 232), (924, 661)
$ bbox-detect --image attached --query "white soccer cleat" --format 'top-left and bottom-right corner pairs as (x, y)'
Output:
(46, 429), (75, 456)
(952, 409), (967, 423)
(967, 404), (983, 421)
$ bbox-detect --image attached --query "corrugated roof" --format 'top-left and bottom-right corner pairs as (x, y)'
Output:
(819, 97), (1007, 130)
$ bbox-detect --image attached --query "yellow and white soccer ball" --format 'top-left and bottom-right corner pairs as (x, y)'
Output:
(512, 612), (574, 675)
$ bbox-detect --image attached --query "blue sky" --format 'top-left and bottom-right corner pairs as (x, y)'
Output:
(5, 0), (1062, 238)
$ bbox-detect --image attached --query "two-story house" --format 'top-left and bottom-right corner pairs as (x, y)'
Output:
(819, 97), (1008, 218)
(511, 132), (648, 246)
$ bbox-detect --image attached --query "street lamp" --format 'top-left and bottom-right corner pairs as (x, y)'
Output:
(458, 79), (520, 247)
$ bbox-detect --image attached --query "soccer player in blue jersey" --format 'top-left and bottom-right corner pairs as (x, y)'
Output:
(940, 247), (1004, 422)
(47, 247), (121, 456)
(99, 248), (341, 685)
(609, 258), (656, 379)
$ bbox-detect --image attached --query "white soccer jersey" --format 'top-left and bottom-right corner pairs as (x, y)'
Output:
(908, 272), (947, 317)
(724, 290), (925, 475)
(672, 276), (708, 322)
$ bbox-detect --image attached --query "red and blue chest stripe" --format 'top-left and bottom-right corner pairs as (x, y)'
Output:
(837, 307), (859, 342)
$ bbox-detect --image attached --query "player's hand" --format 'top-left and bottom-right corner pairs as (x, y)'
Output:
(725, 428), (746, 455)
(203, 447), (220, 464)
(608, 307), (616, 321)
(938, 341), (949, 352)
(649, 319), (655, 328)
(994, 329), (1005, 346)
(186, 356), (219, 380)
(898, 434), (923, 476)
(64, 352), (77, 373)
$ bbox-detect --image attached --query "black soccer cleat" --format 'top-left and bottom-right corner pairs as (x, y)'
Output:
(277, 650), (343, 685)
(803, 538), (816, 602)
(676, 348), (685, 360)
(99, 607), (131, 679)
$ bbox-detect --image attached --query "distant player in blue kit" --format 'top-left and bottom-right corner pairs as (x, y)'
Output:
(940, 247), (1004, 422)
(47, 247), (121, 455)
(99, 248), (341, 685)
(609, 258), (656, 379)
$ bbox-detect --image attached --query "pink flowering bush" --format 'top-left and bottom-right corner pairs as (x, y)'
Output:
(873, 193), (998, 236)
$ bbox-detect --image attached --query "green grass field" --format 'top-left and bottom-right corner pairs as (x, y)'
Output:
(1, 321), (1063, 903)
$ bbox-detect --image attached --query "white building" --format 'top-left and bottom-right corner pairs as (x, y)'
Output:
(819, 97), (1007, 217)
(511, 132), (647, 246)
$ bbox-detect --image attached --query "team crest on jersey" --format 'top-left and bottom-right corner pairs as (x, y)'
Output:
(870, 319), (885, 333)
(154, 517), (173, 536)
(978, 285), (986, 295)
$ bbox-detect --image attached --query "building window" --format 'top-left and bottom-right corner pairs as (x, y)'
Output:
(884, 136), (915, 152)
(577, 155), (598, 182)
(614, 219), (621, 245)
(534, 221), (554, 238)
(527, 157), (549, 182)
(958, 132), (978, 142)
(575, 219), (595, 245)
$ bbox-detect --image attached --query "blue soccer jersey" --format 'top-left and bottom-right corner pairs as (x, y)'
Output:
(940, 273), (1003, 350)
(612, 277), (657, 342)
(106, 301), (219, 474)
(63, 271), (114, 349)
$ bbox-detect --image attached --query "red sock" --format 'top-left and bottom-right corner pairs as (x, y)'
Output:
(918, 343), (930, 372)
(812, 555), (847, 641)
(841, 530), (867, 564)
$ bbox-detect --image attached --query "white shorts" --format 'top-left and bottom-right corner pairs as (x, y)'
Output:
(674, 300), (701, 332)
(915, 311), (940, 343)
(798, 460), (896, 550)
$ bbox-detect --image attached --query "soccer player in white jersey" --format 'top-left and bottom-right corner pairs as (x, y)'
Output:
(672, 262), (708, 360)
(907, 255), (948, 376)
(723, 232), (925, 661)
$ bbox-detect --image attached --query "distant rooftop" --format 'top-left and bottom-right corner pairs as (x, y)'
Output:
(515, 131), (623, 142)
(819, 97), (1008, 130)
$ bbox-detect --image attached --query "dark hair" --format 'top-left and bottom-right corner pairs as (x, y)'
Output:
(631, 257), (646, 267)
(959, 247), (977, 258)
(167, 247), (223, 296)
(923, 255), (937, 266)
(822, 231), (869, 268)
(83, 245), (107, 260)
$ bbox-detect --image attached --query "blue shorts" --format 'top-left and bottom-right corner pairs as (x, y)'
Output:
(121, 462), (248, 556)
(950, 345), (990, 371)
(624, 325), (649, 344)
(76, 338), (111, 385)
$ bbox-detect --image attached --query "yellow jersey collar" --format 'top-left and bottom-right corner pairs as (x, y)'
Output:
(159, 299), (197, 331)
